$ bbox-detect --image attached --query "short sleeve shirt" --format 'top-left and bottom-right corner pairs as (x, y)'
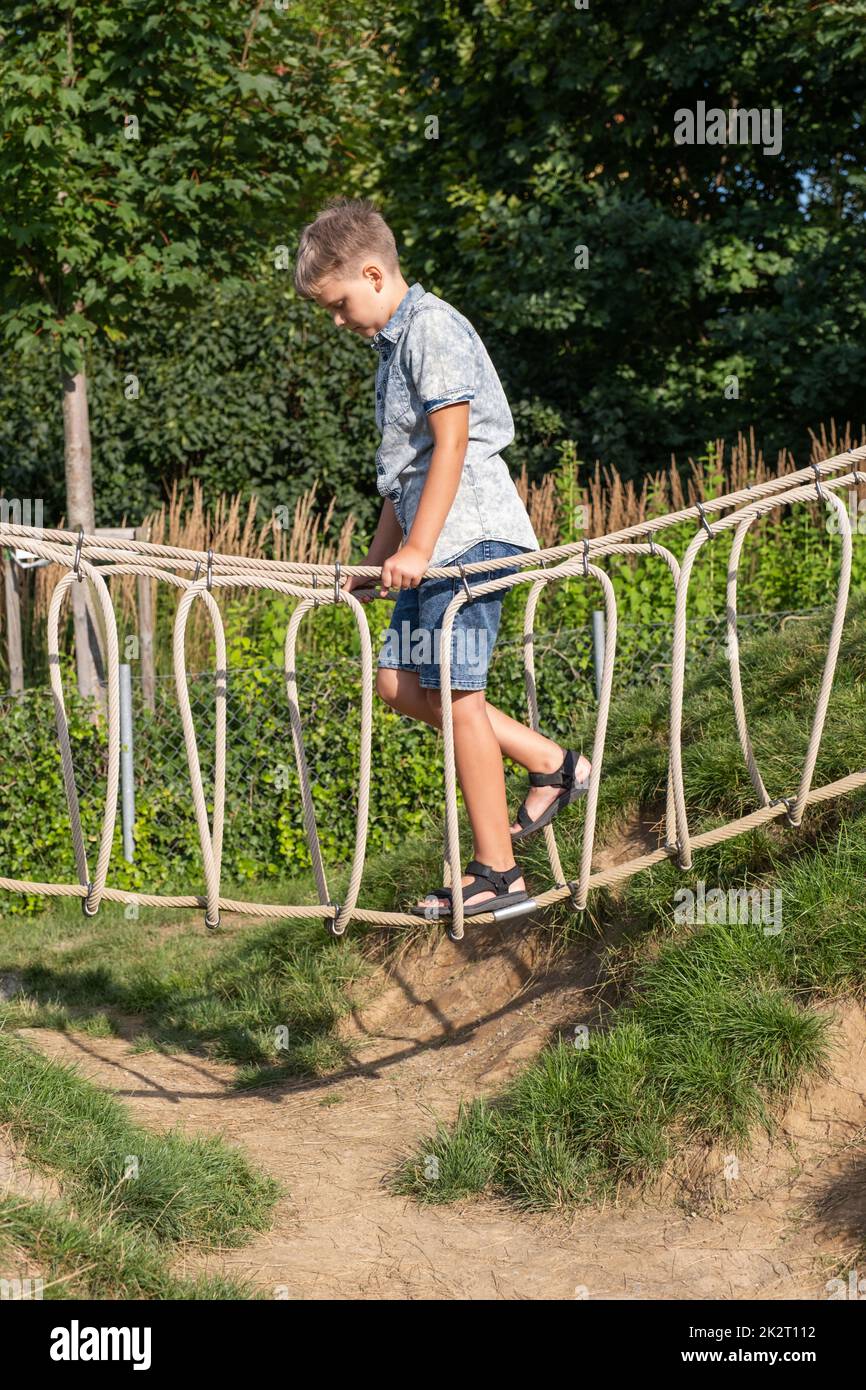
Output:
(370, 282), (539, 566)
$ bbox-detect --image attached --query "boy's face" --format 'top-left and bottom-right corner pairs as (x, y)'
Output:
(312, 263), (397, 338)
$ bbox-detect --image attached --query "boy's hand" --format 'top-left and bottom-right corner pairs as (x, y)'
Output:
(380, 542), (431, 594)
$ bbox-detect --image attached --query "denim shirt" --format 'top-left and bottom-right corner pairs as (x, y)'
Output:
(370, 282), (539, 567)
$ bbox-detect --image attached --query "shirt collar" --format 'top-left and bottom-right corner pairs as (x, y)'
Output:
(369, 282), (425, 353)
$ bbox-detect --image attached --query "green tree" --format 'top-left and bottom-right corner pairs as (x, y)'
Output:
(0, 0), (381, 692)
(380, 0), (866, 478)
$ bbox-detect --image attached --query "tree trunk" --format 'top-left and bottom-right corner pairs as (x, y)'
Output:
(62, 362), (105, 707)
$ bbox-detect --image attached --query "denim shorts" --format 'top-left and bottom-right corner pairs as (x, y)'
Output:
(376, 539), (531, 690)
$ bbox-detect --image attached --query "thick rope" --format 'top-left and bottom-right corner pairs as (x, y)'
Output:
(1, 449), (864, 933)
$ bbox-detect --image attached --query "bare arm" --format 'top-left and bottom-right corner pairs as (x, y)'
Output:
(381, 401), (469, 590)
(366, 497), (404, 565)
(344, 498), (403, 600)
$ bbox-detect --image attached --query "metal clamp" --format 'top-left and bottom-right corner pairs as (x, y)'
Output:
(81, 879), (98, 916)
(696, 500), (713, 538)
(457, 560), (473, 602)
(204, 909), (221, 929)
(565, 877), (584, 911)
(582, 538), (590, 576)
(73, 525), (85, 581)
(326, 900), (346, 937)
(334, 560), (342, 604)
(646, 529), (657, 556)
(770, 794), (797, 826)
(192, 558), (201, 584)
(812, 463), (825, 500)
(311, 573), (319, 607)
(206, 547), (214, 592)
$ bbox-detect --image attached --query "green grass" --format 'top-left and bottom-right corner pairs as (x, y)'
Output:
(392, 598), (866, 1210)
(0, 1034), (280, 1245)
(0, 886), (371, 1086)
(0, 1033), (281, 1298)
(2, 598), (864, 1231)
(0, 1195), (261, 1300)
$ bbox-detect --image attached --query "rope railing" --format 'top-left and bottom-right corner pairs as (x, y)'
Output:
(1, 443), (865, 941)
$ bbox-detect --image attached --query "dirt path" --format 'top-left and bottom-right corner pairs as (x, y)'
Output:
(14, 910), (865, 1301)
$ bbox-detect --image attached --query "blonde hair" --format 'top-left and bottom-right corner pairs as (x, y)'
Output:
(293, 197), (400, 299)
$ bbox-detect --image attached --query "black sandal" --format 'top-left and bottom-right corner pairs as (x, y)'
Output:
(409, 859), (531, 920)
(510, 748), (590, 842)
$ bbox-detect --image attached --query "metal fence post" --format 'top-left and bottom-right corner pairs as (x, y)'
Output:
(119, 663), (135, 862)
(592, 609), (605, 702)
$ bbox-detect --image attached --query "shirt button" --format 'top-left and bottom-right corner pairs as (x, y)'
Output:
(377, 390), (382, 399)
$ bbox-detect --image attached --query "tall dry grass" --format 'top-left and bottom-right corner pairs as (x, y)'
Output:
(10, 417), (866, 679)
(515, 419), (866, 545)
(30, 479), (357, 671)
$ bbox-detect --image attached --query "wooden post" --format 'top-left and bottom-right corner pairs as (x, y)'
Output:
(134, 523), (156, 712)
(2, 548), (24, 693)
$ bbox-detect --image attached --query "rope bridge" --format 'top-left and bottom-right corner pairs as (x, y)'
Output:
(2, 447), (865, 942)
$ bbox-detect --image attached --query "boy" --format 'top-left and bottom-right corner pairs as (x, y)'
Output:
(293, 197), (590, 919)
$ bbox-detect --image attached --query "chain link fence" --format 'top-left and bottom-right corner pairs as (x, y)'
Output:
(0, 606), (828, 895)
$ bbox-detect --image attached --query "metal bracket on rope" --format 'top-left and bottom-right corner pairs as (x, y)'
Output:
(582, 538), (589, 576)
(644, 528), (657, 556)
(696, 500), (713, 538)
(811, 463), (825, 501)
(192, 558), (201, 584)
(81, 880), (98, 917)
(326, 901), (346, 937)
(853, 469), (865, 486)
(333, 560), (342, 604)
(311, 573), (319, 607)
(204, 909), (221, 929)
(770, 794), (797, 826)
(457, 560), (473, 602)
(206, 547), (214, 592)
(73, 525), (85, 581)
(565, 878), (584, 911)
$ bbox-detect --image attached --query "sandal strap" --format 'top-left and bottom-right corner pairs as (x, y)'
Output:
(529, 749), (576, 789)
(465, 859), (522, 895)
(516, 804), (533, 829)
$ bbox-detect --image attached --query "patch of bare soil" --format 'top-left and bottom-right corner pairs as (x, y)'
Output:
(14, 899), (865, 1300)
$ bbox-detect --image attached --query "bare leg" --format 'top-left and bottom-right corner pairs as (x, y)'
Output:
(420, 687), (521, 908)
(375, 668), (590, 834)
